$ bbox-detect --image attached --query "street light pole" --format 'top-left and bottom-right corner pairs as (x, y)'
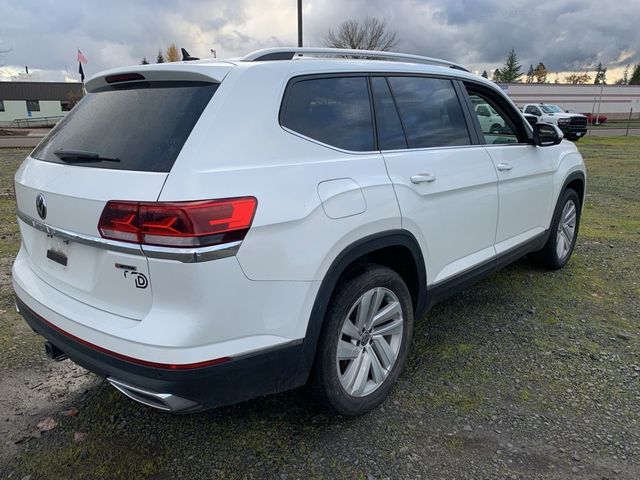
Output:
(297, 0), (303, 47)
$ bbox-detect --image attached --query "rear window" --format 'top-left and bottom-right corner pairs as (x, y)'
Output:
(32, 81), (218, 172)
(280, 76), (375, 152)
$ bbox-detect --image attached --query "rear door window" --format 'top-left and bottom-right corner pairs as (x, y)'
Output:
(32, 81), (218, 172)
(280, 76), (375, 151)
(371, 77), (407, 150)
(386, 76), (471, 148)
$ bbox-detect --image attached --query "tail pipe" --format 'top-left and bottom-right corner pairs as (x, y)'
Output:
(44, 341), (68, 361)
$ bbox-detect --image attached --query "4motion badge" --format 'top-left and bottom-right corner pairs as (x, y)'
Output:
(114, 263), (148, 289)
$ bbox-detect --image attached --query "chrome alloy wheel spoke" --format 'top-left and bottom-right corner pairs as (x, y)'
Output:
(336, 287), (404, 397)
(556, 200), (577, 260)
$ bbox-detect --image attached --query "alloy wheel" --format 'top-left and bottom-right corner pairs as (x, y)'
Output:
(336, 287), (404, 397)
(556, 199), (577, 260)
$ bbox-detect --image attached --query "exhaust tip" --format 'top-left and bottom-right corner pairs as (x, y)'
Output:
(44, 341), (68, 362)
(107, 377), (199, 413)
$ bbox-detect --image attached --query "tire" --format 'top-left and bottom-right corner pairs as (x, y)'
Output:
(310, 265), (414, 416)
(532, 188), (581, 269)
(490, 124), (503, 134)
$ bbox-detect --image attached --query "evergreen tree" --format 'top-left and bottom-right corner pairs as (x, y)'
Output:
(492, 68), (502, 82)
(622, 64), (630, 85)
(499, 49), (523, 83)
(156, 50), (165, 63)
(481, 70), (488, 78)
(630, 64), (640, 85)
(141, 57), (149, 65)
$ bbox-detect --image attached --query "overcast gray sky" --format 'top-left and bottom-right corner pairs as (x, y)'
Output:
(1, 0), (638, 82)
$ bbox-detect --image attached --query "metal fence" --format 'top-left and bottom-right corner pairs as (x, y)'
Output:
(13, 116), (64, 128)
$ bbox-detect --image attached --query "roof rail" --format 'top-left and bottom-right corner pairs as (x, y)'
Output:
(242, 47), (470, 72)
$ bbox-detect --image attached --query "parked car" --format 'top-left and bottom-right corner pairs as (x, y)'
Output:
(473, 102), (506, 134)
(13, 47), (586, 416)
(522, 103), (588, 140)
(582, 112), (608, 125)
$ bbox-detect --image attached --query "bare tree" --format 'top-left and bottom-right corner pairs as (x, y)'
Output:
(165, 43), (180, 62)
(565, 72), (591, 84)
(324, 17), (398, 51)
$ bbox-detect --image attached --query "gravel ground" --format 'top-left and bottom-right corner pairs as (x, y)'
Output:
(0, 137), (638, 479)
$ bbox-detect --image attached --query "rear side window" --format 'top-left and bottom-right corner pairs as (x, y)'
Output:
(387, 77), (470, 148)
(32, 81), (218, 172)
(371, 77), (407, 150)
(280, 76), (375, 151)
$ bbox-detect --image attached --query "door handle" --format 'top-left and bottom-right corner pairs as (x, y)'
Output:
(496, 163), (513, 171)
(410, 173), (436, 184)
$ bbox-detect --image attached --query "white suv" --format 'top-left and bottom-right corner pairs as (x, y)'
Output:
(12, 48), (586, 415)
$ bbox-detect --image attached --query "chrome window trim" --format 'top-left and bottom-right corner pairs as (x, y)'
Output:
(16, 210), (240, 263)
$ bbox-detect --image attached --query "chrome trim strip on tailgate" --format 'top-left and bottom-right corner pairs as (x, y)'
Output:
(16, 210), (240, 263)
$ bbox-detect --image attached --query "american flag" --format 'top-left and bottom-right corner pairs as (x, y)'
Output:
(77, 49), (87, 82)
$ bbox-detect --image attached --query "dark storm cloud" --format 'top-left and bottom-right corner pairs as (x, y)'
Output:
(0, 0), (638, 80)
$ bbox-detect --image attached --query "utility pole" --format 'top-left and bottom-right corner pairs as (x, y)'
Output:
(595, 79), (604, 125)
(297, 0), (303, 47)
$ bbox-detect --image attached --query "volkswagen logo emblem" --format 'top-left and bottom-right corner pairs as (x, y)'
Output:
(35, 193), (47, 220)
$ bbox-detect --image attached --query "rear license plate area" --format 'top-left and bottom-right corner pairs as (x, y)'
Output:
(46, 236), (70, 267)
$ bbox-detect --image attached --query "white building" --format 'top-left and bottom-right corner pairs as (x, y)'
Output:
(502, 83), (640, 119)
(0, 82), (83, 127)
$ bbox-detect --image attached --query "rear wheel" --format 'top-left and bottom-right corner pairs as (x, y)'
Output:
(310, 265), (413, 415)
(532, 188), (580, 269)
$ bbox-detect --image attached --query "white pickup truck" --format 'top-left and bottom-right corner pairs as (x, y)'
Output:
(474, 103), (506, 134)
(521, 103), (588, 141)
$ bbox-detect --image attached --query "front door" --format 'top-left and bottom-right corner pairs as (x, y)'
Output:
(373, 75), (499, 285)
(465, 85), (555, 255)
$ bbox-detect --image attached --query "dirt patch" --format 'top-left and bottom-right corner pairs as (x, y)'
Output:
(0, 129), (26, 137)
(0, 360), (98, 461)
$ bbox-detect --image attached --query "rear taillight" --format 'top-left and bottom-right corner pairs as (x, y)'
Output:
(98, 197), (257, 248)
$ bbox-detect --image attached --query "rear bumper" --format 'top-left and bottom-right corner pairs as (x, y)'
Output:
(16, 296), (303, 412)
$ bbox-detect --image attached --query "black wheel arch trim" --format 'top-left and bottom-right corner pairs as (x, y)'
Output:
(292, 229), (427, 386)
(559, 170), (586, 207)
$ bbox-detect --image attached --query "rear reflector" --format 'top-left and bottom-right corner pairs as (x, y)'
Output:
(98, 197), (257, 248)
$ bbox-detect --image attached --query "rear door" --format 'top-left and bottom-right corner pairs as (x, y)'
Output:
(463, 83), (555, 255)
(375, 75), (499, 285)
(14, 73), (221, 319)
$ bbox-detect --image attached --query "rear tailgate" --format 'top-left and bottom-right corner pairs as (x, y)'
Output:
(14, 66), (228, 320)
(15, 161), (163, 320)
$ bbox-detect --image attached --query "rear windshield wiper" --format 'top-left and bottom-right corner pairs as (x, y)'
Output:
(53, 149), (121, 163)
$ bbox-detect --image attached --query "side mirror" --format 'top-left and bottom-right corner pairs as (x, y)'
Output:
(533, 123), (563, 147)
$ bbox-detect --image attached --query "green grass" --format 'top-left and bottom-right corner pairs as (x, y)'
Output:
(0, 149), (42, 369)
